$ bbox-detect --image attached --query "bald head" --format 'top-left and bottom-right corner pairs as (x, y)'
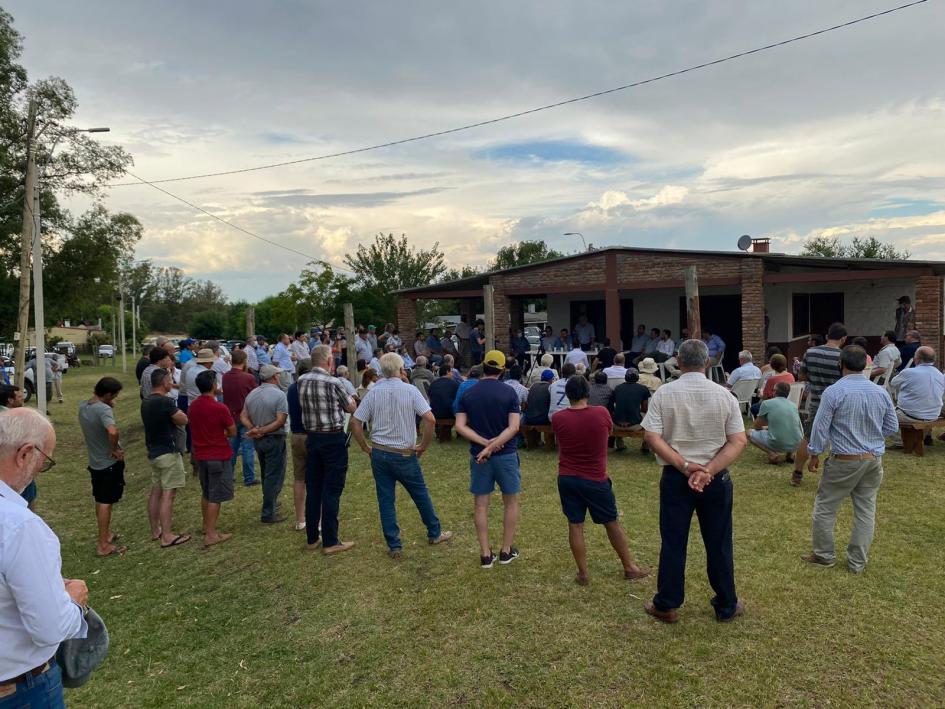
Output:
(915, 346), (936, 365)
(0, 408), (55, 493)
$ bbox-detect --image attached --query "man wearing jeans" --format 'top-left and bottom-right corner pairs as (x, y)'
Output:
(641, 339), (747, 623)
(222, 349), (258, 487)
(803, 345), (898, 574)
(351, 352), (453, 559)
(241, 365), (289, 524)
(298, 345), (357, 555)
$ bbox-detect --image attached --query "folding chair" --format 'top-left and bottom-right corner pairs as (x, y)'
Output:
(731, 378), (760, 418)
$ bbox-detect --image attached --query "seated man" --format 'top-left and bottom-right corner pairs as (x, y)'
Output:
(632, 328), (661, 365)
(727, 351), (762, 388)
(548, 363), (577, 419)
(504, 365), (528, 408)
(626, 324), (650, 363)
(703, 329), (726, 366)
(426, 328), (444, 365)
(662, 355), (682, 380)
(565, 343), (590, 370)
(410, 356), (436, 390)
(896, 330), (921, 373)
(428, 364), (460, 420)
(889, 346), (945, 446)
(441, 328), (460, 361)
(654, 330), (675, 363)
(526, 353), (556, 387)
(612, 368), (651, 452)
(588, 370), (614, 411)
(539, 326), (557, 354)
(603, 352), (628, 379)
(442, 354), (465, 383)
(524, 370), (555, 425)
(750, 381), (804, 464)
(637, 358), (662, 393)
(870, 330), (901, 381)
(556, 329), (573, 351)
(592, 338), (617, 370)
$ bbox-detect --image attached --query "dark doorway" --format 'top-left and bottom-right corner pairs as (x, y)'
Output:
(570, 300), (605, 344)
(620, 298), (634, 349)
(679, 294), (742, 371)
(792, 292), (844, 339)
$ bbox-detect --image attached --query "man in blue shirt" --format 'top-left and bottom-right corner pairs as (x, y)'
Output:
(425, 328), (444, 366)
(888, 346), (945, 447)
(702, 329), (726, 366)
(803, 345), (898, 574)
(255, 337), (272, 368)
(455, 350), (522, 569)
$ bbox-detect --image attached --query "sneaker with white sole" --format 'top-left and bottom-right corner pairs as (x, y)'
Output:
(498, 547), (520, 565)
(480, 550), (497, 569)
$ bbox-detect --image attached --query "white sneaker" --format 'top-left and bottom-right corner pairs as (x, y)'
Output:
(294, 521), (306, 531)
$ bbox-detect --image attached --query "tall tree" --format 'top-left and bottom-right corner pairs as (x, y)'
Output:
(490, 241), (564, 270)
(801, 235), (909, 260)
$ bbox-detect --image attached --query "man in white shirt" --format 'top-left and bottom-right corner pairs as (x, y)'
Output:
(565, 344), (589, 370)
(726, 351), (762, 388)
(548, 363), (577, 419)
(290, 331), (310, 363)
(870, 330), (901, 381)
(603, 353), (629, 379)
(355, 329), (373, 364)
(655, 330), (675, 361)
(573, 315), (595, 351)
(0, 408), (89, 705)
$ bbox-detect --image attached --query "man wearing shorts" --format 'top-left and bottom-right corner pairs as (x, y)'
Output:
(189, 369), (236, 547)
(78, 376), (128, 557)
(750, 381), (804, 464)
(455, 350), (522, 569)
(141, 368), (191, 548)
(552, 375), (649, 586)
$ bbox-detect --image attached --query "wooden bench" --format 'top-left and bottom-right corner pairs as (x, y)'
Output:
(434, 417), (455, 443)
(612, 427), (646, 440)
(521, 423), (556, 451)
(899, 419), (945, 457)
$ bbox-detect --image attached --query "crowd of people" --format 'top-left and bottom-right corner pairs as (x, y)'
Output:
(1, 311), (939, 704)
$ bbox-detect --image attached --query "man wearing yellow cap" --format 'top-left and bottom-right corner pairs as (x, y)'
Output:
(454, 350), (523, 569)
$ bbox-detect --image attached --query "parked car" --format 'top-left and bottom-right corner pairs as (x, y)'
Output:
(2, 355), (37, 402)
(55, 341), (80, 367)
(98, 344), (115, 358)
(525, 326), (542, 348)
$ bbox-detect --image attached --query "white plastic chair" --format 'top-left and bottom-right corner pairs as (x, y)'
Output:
(708, 364), (726, 384)
(607, 376), (624, 390)
(787, 382), (806, 409)
(731, 378), (760, 417)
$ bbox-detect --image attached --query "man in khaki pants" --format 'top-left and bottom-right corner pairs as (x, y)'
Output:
(803, 345), (898, 574)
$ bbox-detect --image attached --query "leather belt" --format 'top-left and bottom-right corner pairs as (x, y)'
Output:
(832, 453), (876, 461)
(371, 442), (417, 457)
(1, 659), (53, 687)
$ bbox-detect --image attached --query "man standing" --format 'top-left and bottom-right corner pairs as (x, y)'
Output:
(428, 364), (460, 420)
(287, 361), (312, 531)
(750, 381), (804, 464)
(548, 362), (576, 419)
(351, 353), (454, 559)
(78, 377), (127, 557)
(870, 330), (901, 381)
(272, 334), (295, 389)
(141, 368), (191, 548)
(792, 322), (847, 487)
(189, 370), (236, 547)
(455, 350), (522, 568)
(222, 349), (259, 487)
(207, 341), (232, 390)
(888, 346), (945, 445)
(456, 315), (472, 369)
(290, 331), (310, 366)
(702, 329), (726, 366)
(355, 329), (373, 365)
(244, 336), (260, 377)
(726, 351), (762, 388)
(573, 315), (595, 351)
(367, 325), (379, 351)
(803, 345), (898, 574)
(140, 346), (173, 399)
(894, 295), (915, 343)
(299, 345), (357, 554)
(255, 337), (272, 368)
(642, 339), (747, 623)
(178, 338), (196, 366)
(553, 375), (648, 585)
(0, 408), (89, 707)
(242, 365), (289, 525)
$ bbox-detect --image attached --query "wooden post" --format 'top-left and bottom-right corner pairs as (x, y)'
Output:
(685, 266), (701, 341)
(13, 101), (36, 392)
(343, 302), (357, 387)
(245, 306), (255, 338)
(483, 284), (495, 351)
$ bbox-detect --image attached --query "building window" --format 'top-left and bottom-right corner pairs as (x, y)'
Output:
(792, 292), (844, 338)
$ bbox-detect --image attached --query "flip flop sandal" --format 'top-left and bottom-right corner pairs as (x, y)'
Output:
(160, 534), (192, 549)
(96, 545), (128, 557)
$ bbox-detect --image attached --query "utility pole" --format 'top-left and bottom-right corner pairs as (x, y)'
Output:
(343, 303), (357, 387)
(684, 265), (702, 342)
(32, 185), (46, 414)
(13, 101), (36, 392)
(245, 306), (255, 338)
(130, 294), (136, 360)
(483, 284), (495, 351)
(119, 287), (127, 373)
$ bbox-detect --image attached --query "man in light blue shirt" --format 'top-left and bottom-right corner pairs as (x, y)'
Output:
(726, 351), (762, 388)
(255, 337), (272, 367)
(0, 408), (88, 705)
(272, 334), (295, 373)
(890, 346), (944, 421)
(702, 329), (726, 365)
(627, 325), (650, 361)
(803, 345), (898, 574)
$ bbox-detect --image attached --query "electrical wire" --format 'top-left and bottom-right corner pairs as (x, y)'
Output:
(110, 0), (927, 187)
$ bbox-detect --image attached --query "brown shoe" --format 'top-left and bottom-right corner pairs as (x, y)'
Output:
(323, 541), (355, 555)
(624, 566), (650, 580)
(717, 600), (745, 623)
(801, 552), (836, 568)
(643, 601), (678, 624)
(388, 549), (403, 561)
(428, 531), (454, 545)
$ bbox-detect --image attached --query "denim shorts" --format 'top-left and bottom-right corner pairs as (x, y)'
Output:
(469, 453), (521, 495)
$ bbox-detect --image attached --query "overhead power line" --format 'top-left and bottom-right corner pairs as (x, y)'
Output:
(111, 0), (927, 187)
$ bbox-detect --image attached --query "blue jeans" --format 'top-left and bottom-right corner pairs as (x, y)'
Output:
(229, 422), (256, 484)
(253, 435), (286, 521)
(0, 661), (65, 708)
(370, 449), (441, 550)
(305, 432), (348, 547)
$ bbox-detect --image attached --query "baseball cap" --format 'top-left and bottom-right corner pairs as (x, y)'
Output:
(259, 364), (282, 381)
(540, 369), (555, 382)
(483, 350), (506, 368)
(179, 338), (194, 347)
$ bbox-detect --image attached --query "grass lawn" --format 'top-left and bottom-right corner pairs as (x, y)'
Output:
(24, 365), (945, 707)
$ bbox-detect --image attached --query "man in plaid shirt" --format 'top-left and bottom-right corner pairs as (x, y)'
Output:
(298, 344), (357, 555)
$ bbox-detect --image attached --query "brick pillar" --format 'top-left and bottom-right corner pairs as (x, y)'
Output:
(914, 275), (943, 357)
(605, 252), (622, 349)
(740, 259), (765, 358)
(509, 297), (525, 334)
(493, 290), (511, 352)
(396, 297), (417, 338)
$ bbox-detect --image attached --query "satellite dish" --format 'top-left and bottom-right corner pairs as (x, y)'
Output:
(737, 234), (752, 251)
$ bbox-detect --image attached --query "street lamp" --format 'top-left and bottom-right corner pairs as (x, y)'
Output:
(563, 232), (588, 251)
(31, 125), (111, 412)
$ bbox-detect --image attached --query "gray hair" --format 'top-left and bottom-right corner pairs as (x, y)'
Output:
(614, 353), (625, 365)
(916, 346), (936, 364)
(416, 355), (428, 367)
(540, 353), (553, 367)
(380, 352), (405, 378)
(206, 339), (220, 354)
(311, 344), (332, 366)
(443, 354), (455, 366)
(738, 350), (752, 362)
(156, 336), (170, 347)
(678, 339), (709, 370)
(336, 365), (349, 377)
(0, 408), (52, 457)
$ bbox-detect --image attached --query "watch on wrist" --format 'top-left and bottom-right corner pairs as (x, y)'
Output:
(682, 461), (690, 473)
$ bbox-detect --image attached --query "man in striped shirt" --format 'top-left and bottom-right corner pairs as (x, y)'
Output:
(298, 345), (357, 554)
(792, 322), (846, 487)
(350, 352), (453, 559)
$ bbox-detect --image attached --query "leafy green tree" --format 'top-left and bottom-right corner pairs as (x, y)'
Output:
(801, 235), (909, 259)
(189, 310), (229, 340)
(490, 241), (564, 270)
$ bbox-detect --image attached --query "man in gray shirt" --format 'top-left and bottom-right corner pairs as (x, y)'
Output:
(242, 364), (289, 523)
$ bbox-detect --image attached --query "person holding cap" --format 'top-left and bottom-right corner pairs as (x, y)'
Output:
(894, 295), (915, 343)
(454, 350), (523, 569)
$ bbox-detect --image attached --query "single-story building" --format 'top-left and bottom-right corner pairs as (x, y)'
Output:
(395, 243), (944, 371)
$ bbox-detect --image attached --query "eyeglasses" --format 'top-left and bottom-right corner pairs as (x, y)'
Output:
(33, 445), (56, 473)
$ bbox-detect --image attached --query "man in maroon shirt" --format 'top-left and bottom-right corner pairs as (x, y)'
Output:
(552, 375), (649, 586)
(190, 370), (237, 546)
(222, 349), (259, 487)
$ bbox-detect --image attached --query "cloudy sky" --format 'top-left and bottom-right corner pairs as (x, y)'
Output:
(7, 0), (945, 300)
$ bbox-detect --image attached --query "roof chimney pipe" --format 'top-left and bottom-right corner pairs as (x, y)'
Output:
(750, 237), (770, 253)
